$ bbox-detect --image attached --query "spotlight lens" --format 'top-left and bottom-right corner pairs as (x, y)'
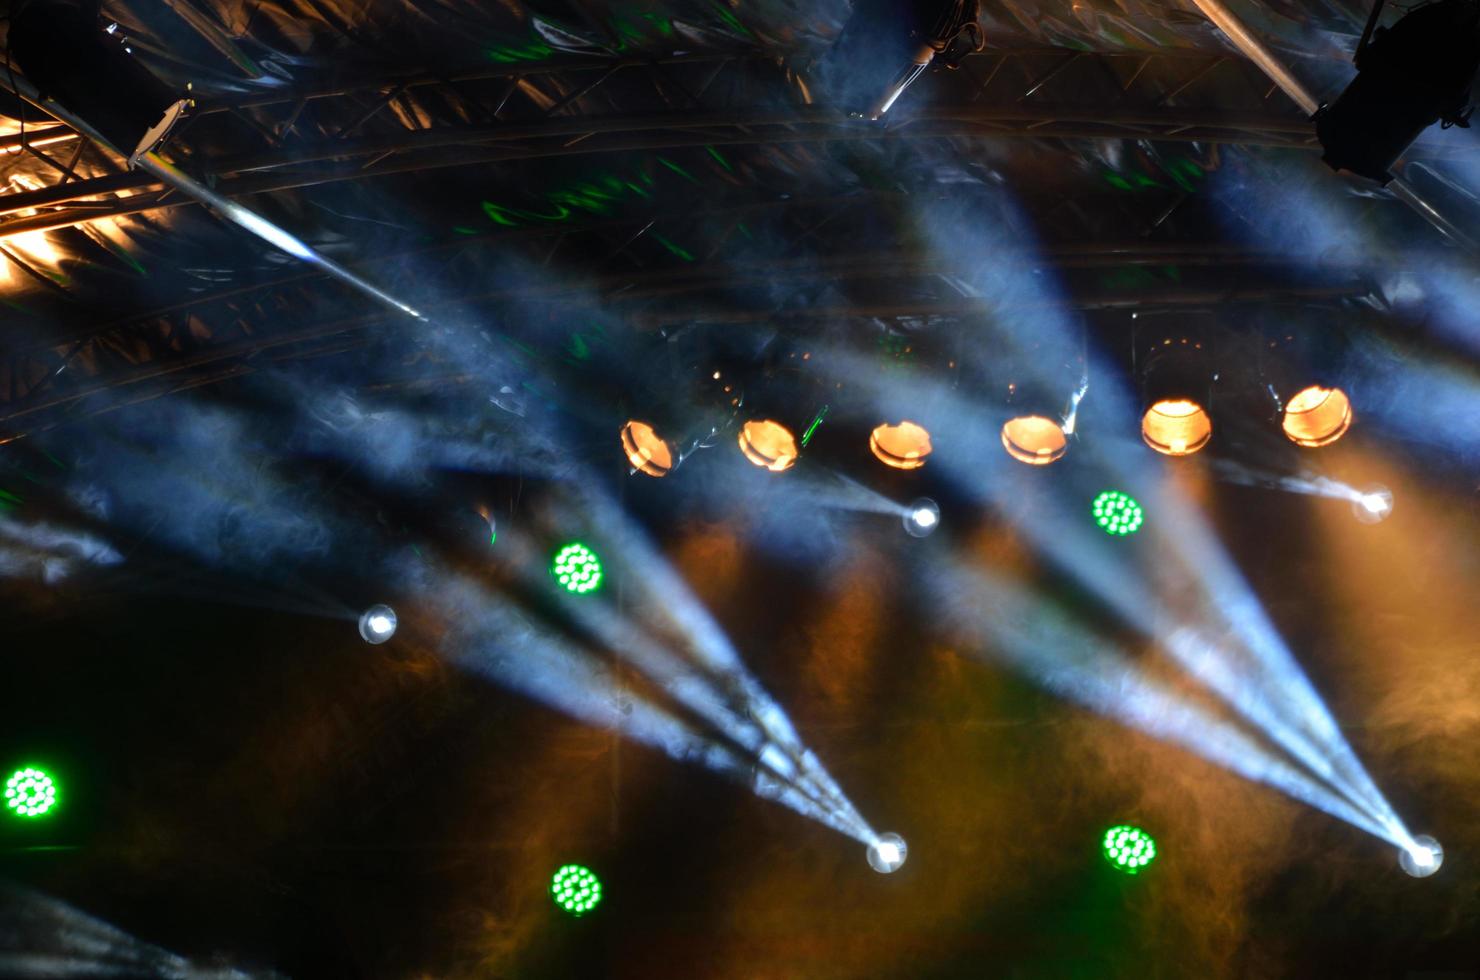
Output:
(1091, 490), (1144, 536)
(903, 497), (940, 538)
(739, 419), (799, 472)
(1282, 385), (1353, 448)
(552, 542), (604, 594)
(1001, 415), (1068, 466)
(358, 604), (398, 644)
(1142, 399), (1212, 456)
(1102, 824), (1157, 874)
(550, 864), (603, 915)
(867, 832), (908, 873)
(870, 420), (933, 470)
(621, 420), (675, 478)
(4, 766), (57, 819)
(1399, 835), (1443, 877)
(1351, 485), (1393, 524)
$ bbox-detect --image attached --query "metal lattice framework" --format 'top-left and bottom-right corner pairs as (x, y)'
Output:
(0, 47), (1339, 236)
(0, 38), (1448, 439)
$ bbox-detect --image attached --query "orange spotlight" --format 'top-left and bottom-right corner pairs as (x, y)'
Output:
(869, 420), (932, 470)
(738, 419), (798, 472)
(1001, 415), (1067, 465)
(1142, 399), (1213, 456)
(1139, 331), (1213, 457)
(1281, 385), (1353, 448)
(621, 420), (675, 477)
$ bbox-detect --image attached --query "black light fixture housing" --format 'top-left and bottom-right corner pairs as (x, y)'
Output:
(996, 329), (1085, 467)
(1315, 0), (1480, 184)
(1259, 321), (1356, 449)
(818, 0), (984, 119)
(9, 0), (190, 163)
(1138, 327), (1215, 457)
(619, 333), (743, 479)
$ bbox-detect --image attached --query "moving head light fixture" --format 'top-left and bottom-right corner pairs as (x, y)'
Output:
(735, 341), (833, 473)
(821, 0), (985, 119)
(1138, 326), (1215, 457)
(867, 323), (961, 471)
(1315, 0), (1480, 184)
(620, 332), (743, 478)
(998, 329), (1087, 467)
(9, 0), (192, 166)
(1259, 320), (1356, 449)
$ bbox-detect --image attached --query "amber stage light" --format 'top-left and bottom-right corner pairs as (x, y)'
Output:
(621, 420), (676, 477)
(738, 419), (799, 472)
(1001, 415), (1067, 465)
(870, 420), (932, 470)
(1281, 386), (1353, 448)
(1141, 398), (1213, 456)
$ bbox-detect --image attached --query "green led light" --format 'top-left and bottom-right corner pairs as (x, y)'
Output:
(551, 542), (603, 594)
(801, 405), (829, 447)
(550, 863), (603, 915)
(1091, 490), (1144, 536)
(5, 766), (57, 819)
(1102, 824), (1157, 874)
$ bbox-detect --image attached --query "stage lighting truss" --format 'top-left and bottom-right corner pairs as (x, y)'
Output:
(551, 864), (603, 915)
(1092, 491), (1144, 536)
(5, 767), (57, 818)
(552, 542), (604, 594)
(824, 0), (985, 119)
(1102, 824), (1157, 873)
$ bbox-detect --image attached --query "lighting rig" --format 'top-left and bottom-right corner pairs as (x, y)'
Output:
(1316, 0), (1480, 184)
(818, 0), (986, 119)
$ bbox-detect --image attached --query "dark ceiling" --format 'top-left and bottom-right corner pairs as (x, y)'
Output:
(1, 0), (1479, 978)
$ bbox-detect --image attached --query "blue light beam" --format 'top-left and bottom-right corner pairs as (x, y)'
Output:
(931, 562), (1404, 845)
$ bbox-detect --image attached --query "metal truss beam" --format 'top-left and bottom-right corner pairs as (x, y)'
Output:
(0, 45), (1346, 238)
(0, 263), (1367, 444)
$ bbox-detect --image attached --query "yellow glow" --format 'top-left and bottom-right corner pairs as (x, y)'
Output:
(738, 419), (798, 472)
(1000, 415), (1067, 465)
(1142, 399), (1212, 456)
(0, 131), (74, 155)
(1281, 385), (1352, 448)
(5, 230), (62, 266)
(84, 215), (130, 247)
(869, 420), (932, 470)
(620, 420), (674, 477)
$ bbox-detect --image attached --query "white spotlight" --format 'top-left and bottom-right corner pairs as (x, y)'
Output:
(1351, 485), (1393, 524)
(1398, 835), (1443, 878)
(866, 832), (908, 873)
(903, 497), (940, 538)
(358, 604), (398, 644)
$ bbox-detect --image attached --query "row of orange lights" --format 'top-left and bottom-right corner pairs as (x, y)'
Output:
(622, 385), (1352, 476)
(1141, 384), (1353, 456)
